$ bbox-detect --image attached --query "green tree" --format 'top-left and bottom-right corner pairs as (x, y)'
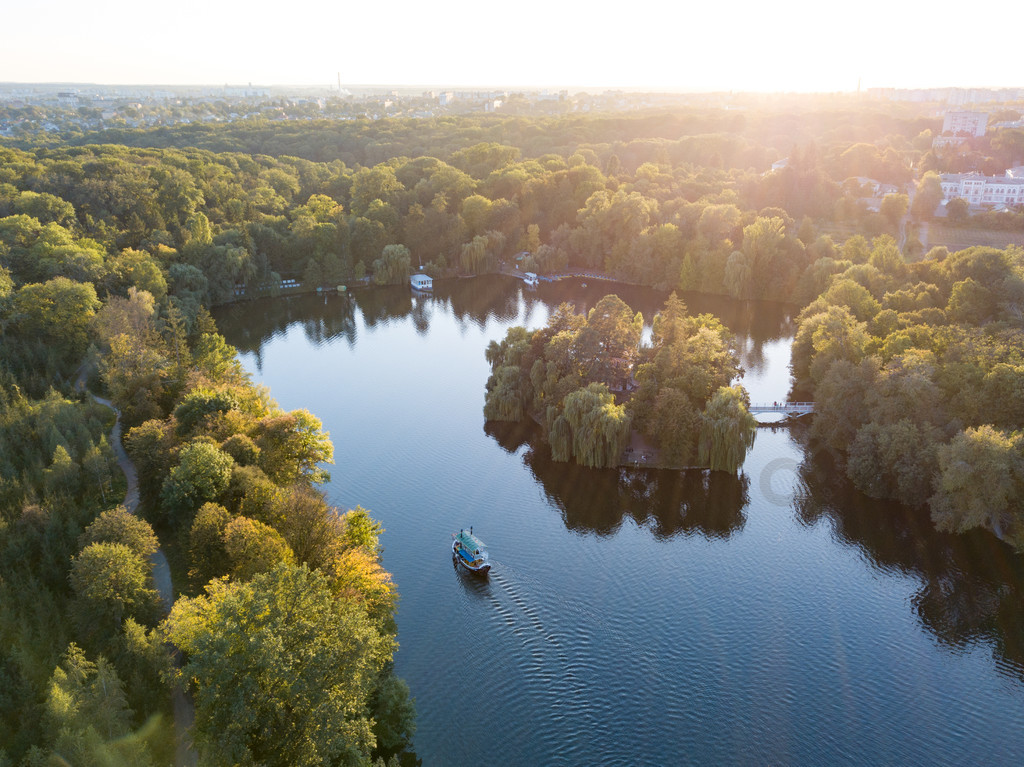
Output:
(42, 644), (156, 767)
(160, 441), (235, 525)
(43, 444), (81, 499)
(847, 419), (942, 506)
(723, 250), (754, 300)
(82, 438), (115, 503)
(13, 277), (100, 365)
(697, 386), (756, 474)
(339, 506), (385, 555)
(911, 172), (943, 219)
(460, 194), (493, 238)
(561, 383), (631, 468)
(105, 249), (167, 300)
(164, 562), (392, 767)
(350, 166), (404, 217)
(483, 365), (528, 421)
(102, 332), (169, 428)
(575, 295), (642, 385)
(70, 543), (161, 652)
(369, 673), (416, 758)
(255, 410), (333, 485)
(372, 244), (411, 286)
(931, 426), (1024, 543)
(79, 507), (159, 560)
(880, 193), (908, 230)
(650, 388), (701, 465)
(273, 485), (345, 572)
(188, 502), (232, 590)
(809, 357), (879, 453)
(792, 304), (870, 385)
(223, 516), (295, 581)
(946, 197), (969, 223)
(868, 235), (907, 281)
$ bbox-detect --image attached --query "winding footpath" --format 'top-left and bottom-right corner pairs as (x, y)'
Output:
(89, 393), (197, 767)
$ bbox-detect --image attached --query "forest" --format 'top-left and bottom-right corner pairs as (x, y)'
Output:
(2, 98), (1024, 764)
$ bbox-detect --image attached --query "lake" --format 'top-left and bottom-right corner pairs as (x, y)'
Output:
(215, 275), (1024, 766)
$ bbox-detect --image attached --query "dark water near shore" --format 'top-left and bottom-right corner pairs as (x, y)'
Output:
(215, 275), (1024, 766)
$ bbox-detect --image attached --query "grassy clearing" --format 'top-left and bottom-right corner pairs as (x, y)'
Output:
(926, 224), (1024, 251)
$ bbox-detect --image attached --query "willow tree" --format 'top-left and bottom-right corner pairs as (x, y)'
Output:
(483, 326), (534, 421)
(697, 386), (757, 474)
(931, 425), (1024, 546)
(548, 412), (573, 462)
(724, 250), (754, 300)
(372, 244), (411, 285)
(483, 366), (527, 421)
(562, 383), (631, 468)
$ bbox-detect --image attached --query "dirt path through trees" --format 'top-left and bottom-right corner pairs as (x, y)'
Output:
(90, 393), (197, 767)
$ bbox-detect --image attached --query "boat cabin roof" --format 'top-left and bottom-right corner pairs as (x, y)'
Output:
(454, 530), (486, 553)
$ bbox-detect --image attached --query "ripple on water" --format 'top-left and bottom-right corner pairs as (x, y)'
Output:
(219, 279), (1024, 767)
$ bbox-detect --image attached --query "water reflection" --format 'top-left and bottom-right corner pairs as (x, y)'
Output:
(485, 421), (749, 539)
(214, 276), (797, 376)
(214, 292), (358, 362)
(795, 440), (1024, 678)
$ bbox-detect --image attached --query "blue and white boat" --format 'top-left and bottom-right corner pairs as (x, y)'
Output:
(451, 529), (491, 574)
(522, 272), (539, 288)
(410, 273), (433, 292)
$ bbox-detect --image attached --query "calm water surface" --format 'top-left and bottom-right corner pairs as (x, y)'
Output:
(215, 276), (1024, 766)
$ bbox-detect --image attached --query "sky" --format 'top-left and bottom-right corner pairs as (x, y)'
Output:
(2, 1), (1021, 92)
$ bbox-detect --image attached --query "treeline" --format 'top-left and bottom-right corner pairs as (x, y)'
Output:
(793, 241), (1024, 550)
(0, 277), (415, 764)
(54, 105), (935, 166)
(484, 293), (756, 472)
(0, 127), (918, 318)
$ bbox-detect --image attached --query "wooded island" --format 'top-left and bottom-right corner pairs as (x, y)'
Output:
(484, 292), (756, 473)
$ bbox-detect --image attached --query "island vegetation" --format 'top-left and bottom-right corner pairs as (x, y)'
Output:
(483, 292), (756, 472)
(2, 93), (1024, 764)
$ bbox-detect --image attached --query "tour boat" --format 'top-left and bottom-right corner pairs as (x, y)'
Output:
(410, 273), (433, 292)
(522, 272), (539, 288)
(451, 529), (491, 574)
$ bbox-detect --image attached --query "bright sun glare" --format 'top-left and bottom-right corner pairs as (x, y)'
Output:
(1, 0), (1020, 91)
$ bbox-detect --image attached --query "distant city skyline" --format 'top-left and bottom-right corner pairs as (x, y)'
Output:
(2, 1), (1021, 93)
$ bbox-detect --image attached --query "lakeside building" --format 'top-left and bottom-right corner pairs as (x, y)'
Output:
(940, 171), (1024, 207)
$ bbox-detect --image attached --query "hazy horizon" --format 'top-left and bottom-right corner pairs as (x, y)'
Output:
(3, 0), (1022, 94)
(2, 80), (1021, 96)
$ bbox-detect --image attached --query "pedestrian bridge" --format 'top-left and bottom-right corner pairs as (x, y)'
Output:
(748, 402), (815, 417)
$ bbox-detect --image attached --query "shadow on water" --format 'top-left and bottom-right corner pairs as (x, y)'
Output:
(213, 292), (358, 361)
(794, 440), (1024, 678)
(214, 276), (798, 371)
(484, 420), (749, 540)
(451, 553), (494, 599)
